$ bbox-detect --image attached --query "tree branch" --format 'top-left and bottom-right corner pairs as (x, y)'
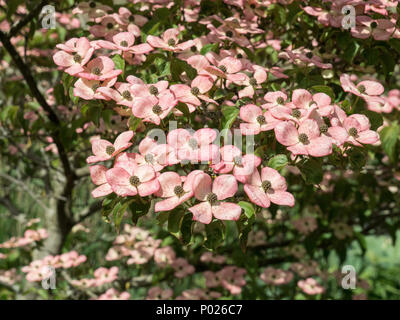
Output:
(8, 0), (50, 37)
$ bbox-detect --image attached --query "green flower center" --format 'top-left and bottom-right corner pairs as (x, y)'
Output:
(358, 85), (366, 94)
(149, 85), (158, 95)
(249, 77), (257, 86)
(261, 180), (272, 193)
(92, 67), (101, 75)
(191, 87), (200, 95)
(106, 146), (115, 155)
(122, 90), (132, 100)
(292, 109), (301, 118)
(276, 97), (284, 104)
(348, 127), (358, 137)
(298, 133), (309, 144)
(144, 153), (154, 163)
(73, 54), (82, 63)
(129, 176), (140, 187)
(152, 105), (162, 115)
(107, 23), (113, 30)
(174, 185), (185, 197)
(120, 41), (128, 47)
(218, 65), (227, 73)
(89, 2), (96, 8)
(320, 124), (328, 134)
(226, 31), (233, 38)
(167, 38), (176, 46)
(306, 52), (313, 59)
(206, 192), (218, 205)
(233, 156), (243, 166)
(256, 115), (266, 124)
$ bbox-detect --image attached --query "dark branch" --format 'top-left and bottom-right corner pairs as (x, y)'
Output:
(8, 0), (50, 37)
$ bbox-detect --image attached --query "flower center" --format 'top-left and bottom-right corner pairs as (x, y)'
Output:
(371, 21), (378, 29)
(206, 192), (218, 205)
(218, 65), (227, 73)
(152, 105), (162, 115)
(190, 45), (197, 52)
(89, 2), (96, 8)
(320, 124), (328, 134)
(233, 156), (243, 166)
(191, 87), (200, 95)
(225, 31), (233, 37)
(261, 180), (272, 193)
(249, 77), (257, 86)
(149, 85), (158, 95)
(256, 115), (266, 124)
(167, 38), (176, 46)
(129, 176), (140, 187)
(348, 127), (358, 137)
(174, 185), (185, 197)
(298, 133), (309, 144)
(120, 40), (128, 47)
(105, 146), (115, 155)
(73, 54), (82, 63)
(188, 138), (198, 149)
(107, 23), (113, 30)
(144, 153), (154, 163)
(92, 67), (101, 75)
(358, 85), (366, 94)
(92, 84), (100, 91)
(306, 52), (313, 59)
(291, 109), (301, 118)
(122, 90), (132, 100)
(276, 97), (284, 104)
(129, 15), (135, 22)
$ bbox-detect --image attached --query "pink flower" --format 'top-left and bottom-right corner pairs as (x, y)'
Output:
(189, 173), (241, 224)
(89, 165), (113, 198)
(78, 56), (122, 81)
(147, 287), (173, 300)
(147, 28), (195, 52)
(132, 137), (170, 172)
(171, 258), (195, 278)
(73, 77), (117, 100)
(97, 82), (135, 108)
(238, 65), (268, 98)
(240, 104), (278, 135)
(328, 114), (380, 147)
(86, 131), (134, 163)
(154, 171), (201, 212)
(97, 32), (152, 54)
(244, 167), (295, 208)
(106, 161), (160, 197)
(205, 56), (246, 84)
(260, 267), (294, 285)
(97, 288), (130, 300)
(275, 119), (333, 157)
(218, 266), (247, 295)
(132, 94), (177, 125)
(53, 37), (94, 75)
(297, 278), (325, 295)
(340, 74), (384, 104)
(154, 246), (176, 267)
(211, 145), (261, 182)
(167, 128), (219, 164)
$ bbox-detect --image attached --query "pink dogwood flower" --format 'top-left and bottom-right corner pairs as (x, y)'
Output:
(240, 104), (278, 135)
(90, 165), (113, 198)
(53, 37), (94, 75)
(275, 119), (333, 157)
(189, 173), (241, 224)
(167, 128), (219, 164)
(86, 131), (134, 163)
(340, 74), (385, 104)
(328, 114), (380, 146)
(73, 77), (117, 100)
(147, 28), (195, 52)
(97, 32), (152, 54)
(106, 161), (160, 197)
(155, 170), (202, 212)
(132, 94), (176, 125)
(78, 56), (122, 81)
(298, 278), (325, 295)
(244, 167), (295, 208)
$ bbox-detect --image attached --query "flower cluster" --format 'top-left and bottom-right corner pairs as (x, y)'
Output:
(21, 251), (86, 282)
(0, 229), (47, 249)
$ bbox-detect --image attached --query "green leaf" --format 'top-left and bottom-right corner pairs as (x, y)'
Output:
(359, 110), (383, 131)
(200, 43), (219, 55)
(238, 201), (254, 219)
(346, 146), (367, 170)
(170, 58), (197, 81)
(112, 54), (125, 77)
(299, 158), (323, 185)
(389, 39), (400, 55)
(221, 105), (239, 129)
(181, 213), (194, 245)
(168, 210), (185, 237)
(267, 154), (288, 171)
(128, 115), (141, 131)
(343, 40), (360, 63)
(130, 200), (152, 225)
(175, 102), (191, 119)
(380, 122), (400, 163)
(236, 214), (255, 253)
(87, 105), (102, 127)
(311, 85), (335, 101)
(204, 220), (225, 250)
(69, 87), (79, 105)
